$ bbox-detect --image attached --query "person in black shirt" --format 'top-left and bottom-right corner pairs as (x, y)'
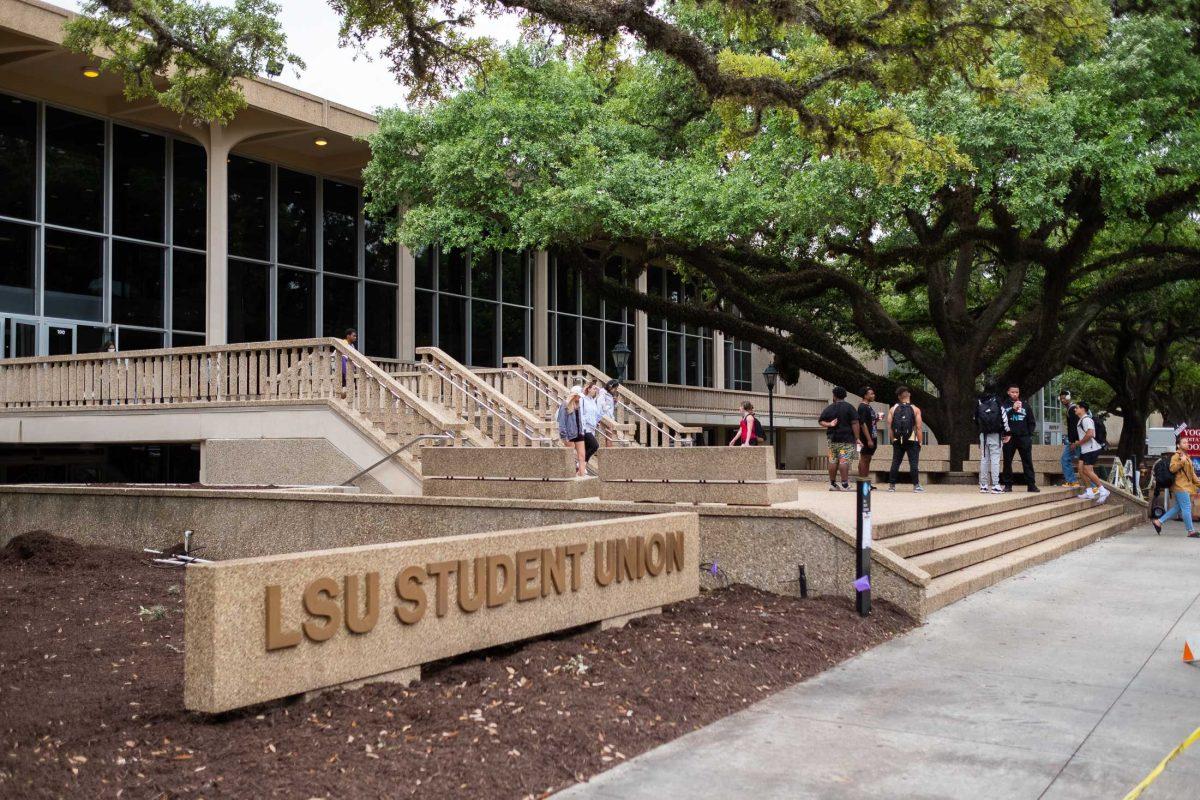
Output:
(1058, 389), (1081, 487)
(1001, 384), (1039, 492)
(819, 386), (861, 491)
(857, 386), (880, 479)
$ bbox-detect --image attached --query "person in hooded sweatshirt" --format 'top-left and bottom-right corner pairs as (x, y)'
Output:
(1001, 384), (1039, 493)
(973, 386), (1011, 494)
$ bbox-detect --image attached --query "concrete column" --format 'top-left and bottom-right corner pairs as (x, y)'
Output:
(532, 250), (550, 365)
(712, 330), (726, 390)
(204, 125), (231, 345)
(398, 244), (416, 360)
(634, 271), (649, 383)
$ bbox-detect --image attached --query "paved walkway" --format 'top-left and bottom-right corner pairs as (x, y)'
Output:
(558, 523), (1200, 799)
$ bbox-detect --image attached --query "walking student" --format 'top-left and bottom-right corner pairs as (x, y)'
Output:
(1153, 439), (1199, 537)
(887, 386), (924, 492)
(974, 388), (1011, 494)
(1058, 389), (1081, 488)
(339, 327), (358, 398)
(857, 386), (880, 480)
(582, 382), (604, 456)
(729, 401), (763, 446)
(819, 387), (861, 491)
(1001, 387), (1039, 492)
(1070, 402), (1109, 504)
(556, 386), (593, 477)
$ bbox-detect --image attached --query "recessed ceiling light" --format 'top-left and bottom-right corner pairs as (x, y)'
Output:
(314, 137), (328, 147)
(81, 66), (101, 79)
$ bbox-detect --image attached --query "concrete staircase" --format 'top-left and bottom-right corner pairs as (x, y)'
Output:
(874, 489), (1140, 614)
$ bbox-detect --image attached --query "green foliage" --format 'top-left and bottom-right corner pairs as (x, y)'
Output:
(64, 0), (302, 124)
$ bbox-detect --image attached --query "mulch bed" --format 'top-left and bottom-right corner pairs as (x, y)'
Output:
(0, 532), (914, 799)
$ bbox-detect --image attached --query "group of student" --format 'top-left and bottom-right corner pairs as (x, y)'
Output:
(816, 384), (925, 492)
(556, 379), (622, 476)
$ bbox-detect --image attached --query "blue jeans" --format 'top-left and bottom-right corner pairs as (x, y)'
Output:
(1060, 443), (1078, 483)
(1160, 490), (1195, 533)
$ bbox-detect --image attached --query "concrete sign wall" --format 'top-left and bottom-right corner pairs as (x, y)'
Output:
(184, 512), (699, 712)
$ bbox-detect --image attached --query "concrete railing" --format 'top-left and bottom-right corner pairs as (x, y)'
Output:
(544, 365), (700, 447)
(624, 381), (827, 419)
(0, 338), (467, 470)
(412, 347), (557, 447)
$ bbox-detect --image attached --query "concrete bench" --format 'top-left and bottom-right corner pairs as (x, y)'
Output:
(421, 447), (599, 500)
(967, 443), (1065, 486)
(870, 444), (952, 483)
(597, 446), (798, 506)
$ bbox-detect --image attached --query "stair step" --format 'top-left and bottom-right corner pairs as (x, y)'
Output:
(886, 497), (1098, 558)
(876, 488), (1074, 538)
(910, 504), (1124, 578)
(923, 512), (1138, 614)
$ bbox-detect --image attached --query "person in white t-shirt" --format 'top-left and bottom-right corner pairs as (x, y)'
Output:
(1070, 402), (1109, 504)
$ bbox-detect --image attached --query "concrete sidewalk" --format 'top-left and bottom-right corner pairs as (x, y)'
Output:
(557, 523), (1200, 800)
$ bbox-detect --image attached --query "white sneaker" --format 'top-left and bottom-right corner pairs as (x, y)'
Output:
(979, 486), (989, 493)
(1095, 488), (1111, 504)
(1079, 488), (1096, 499)
(991, 485), (1004, 494)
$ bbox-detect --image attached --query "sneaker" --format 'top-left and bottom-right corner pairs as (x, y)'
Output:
(1152, 519), (1163, 534)
(991, 486), (1004, 494)
(841, 482), (851, 491)
(829, 483), (840, 492)
(887, 485), (896, 492)
(1060, 481), (1080, 488)
(914, 485), (925, 493)
(1188, 531), (1199, 539)
(1078, 488), (1096, 499)
(1003, 486), (1013, 493)
(979, 486), (989, 494)
(1027, 486), (1041, 493)
(1095, 488), (1111, 505)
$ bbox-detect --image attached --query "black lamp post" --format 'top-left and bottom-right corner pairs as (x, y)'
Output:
(611, 338), (631, 381)
(763, 362), (779, 466)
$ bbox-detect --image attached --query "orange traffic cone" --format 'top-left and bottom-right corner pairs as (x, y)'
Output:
(1184, 640), (1198, 663)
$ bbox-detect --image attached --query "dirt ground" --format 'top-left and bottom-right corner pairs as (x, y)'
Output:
(0, 532), (914, 799)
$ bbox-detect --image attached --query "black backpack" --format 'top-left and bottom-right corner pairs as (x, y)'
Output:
(892, 403), (916, 439)
(1093, 417), (1108, 449)
(976, 397), (1005, 434)
(752, 416), (765, 443)
(1153, 455), (1175, 491)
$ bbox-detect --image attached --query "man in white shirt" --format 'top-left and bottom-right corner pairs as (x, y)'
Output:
(1071, 402), (1109, 504)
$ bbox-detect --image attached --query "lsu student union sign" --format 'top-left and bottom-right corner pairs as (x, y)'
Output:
(184, 513), (699, 712)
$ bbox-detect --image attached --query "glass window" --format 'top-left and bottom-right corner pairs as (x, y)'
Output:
(665, 332), (681, 384)
(0, 220), (35, 314)
(76, 325), (108, 354)
(555, 314), (577, 364)
(322, 274), (358, 338)
(118, 327), (164, 350)
(647, 331), (663, 383)
(172, 332), (205, 347)
(172, 140), (207, 250)
(0, 94), (37, 220)
(113, 125), (165, 242)
(501, 251), (527, 305)
(228, 156), (270, 261)
(111, 241), (164, 327)
(502, 305), (528, 360)
(438, 248), (467, 295)
(323, 180), (358, 275)
(555, 261), (576, 313)
(364, 213), (396, 282)
(44, 229), (102, 321)
(277, 268), (315, 340)
(472, 252), (497, 301)
(44, 107), (104, 231)
(276, 168), (315, 267)
(606, 322), (634, 379)
(471, 301), (496, 366)
(47, 325), (74, 356)
(226, 259), (269, 342)
(438, 294), (466, 362)
(685, 336), (700, 386)
(415, 247), (434, 289)
(415, 290), (434, 347)
(172, 249), (206, 333)
(582, 318), (604, 372)
(365, 284), (397, 359)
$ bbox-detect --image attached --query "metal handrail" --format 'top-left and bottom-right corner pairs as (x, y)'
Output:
(342, 433), (456, 486)
(501, 366), (634, 446)
(417, 362), (554, 445)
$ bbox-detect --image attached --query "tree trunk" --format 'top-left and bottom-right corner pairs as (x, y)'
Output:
(1114, 399), (1148, 465)
(924, 374), (979, 469)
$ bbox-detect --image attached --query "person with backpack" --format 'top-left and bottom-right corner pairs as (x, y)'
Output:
(974, 388), (1011, 494)
(1070, 401), (1110, 504)
(1058, 389), (1081, 488)
(819, 386), (861, 491)
(556, 386), (593, 477)
(1001, 389), (1039, 492)
(729, 401), (764, 446)
(857, 386), (880, 480)
(887, 386), (925, 492)
(1153, 439), (1199, 536)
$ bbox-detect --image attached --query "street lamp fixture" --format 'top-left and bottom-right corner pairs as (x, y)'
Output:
(611, 338), (631, 381)
(763, 362), (779, 467)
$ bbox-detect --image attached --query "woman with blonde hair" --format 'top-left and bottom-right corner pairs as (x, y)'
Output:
(557, 386), (591, 477)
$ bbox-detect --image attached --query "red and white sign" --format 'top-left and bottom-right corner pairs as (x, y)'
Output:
(1180, 428), (1200, 458)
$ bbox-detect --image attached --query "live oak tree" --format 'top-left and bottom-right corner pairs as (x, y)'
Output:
(1067, 284), (1200, 461)
(1156, 354), (1200, 430)
(71, 0), (1200, 458)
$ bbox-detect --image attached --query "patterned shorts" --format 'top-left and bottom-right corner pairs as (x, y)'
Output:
(829, 442), (858, 464)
